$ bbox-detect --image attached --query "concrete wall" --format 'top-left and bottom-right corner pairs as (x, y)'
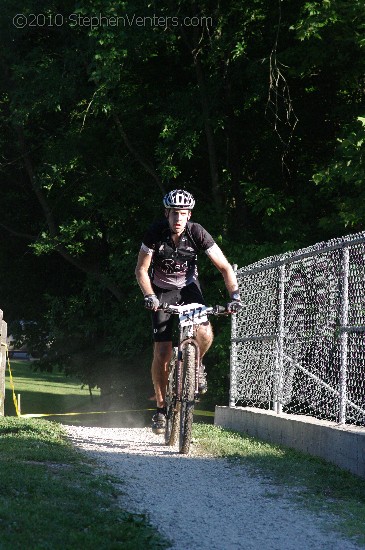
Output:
(215, 406), (365, 479)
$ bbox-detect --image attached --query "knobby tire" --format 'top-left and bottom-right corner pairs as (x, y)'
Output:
(179, 343), (196, 454)
(165, 348), (180, 445)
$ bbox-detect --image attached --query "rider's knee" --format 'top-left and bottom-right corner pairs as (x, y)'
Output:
(198, 322), (213, 343)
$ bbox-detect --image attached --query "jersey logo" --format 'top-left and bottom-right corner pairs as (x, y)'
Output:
(161, 258), (188, 274)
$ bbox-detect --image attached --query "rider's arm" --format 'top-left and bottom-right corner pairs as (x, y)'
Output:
(206, 244), (239, 297)
(135, 249), (155, 296)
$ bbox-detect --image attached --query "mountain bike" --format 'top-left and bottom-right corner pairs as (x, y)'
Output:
(160, 302), (227, 454)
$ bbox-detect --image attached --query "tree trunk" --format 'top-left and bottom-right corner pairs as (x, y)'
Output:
(224, 76), (249, 236)
(194, 56), (222, 212)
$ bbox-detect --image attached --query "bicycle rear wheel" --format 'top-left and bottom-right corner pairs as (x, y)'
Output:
(179, 343), (196, 454)
(165, 348), (180, 445)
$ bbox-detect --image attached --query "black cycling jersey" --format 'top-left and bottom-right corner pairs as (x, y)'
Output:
(141, 219), (215, 289)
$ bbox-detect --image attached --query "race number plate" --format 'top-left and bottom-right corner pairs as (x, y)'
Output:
(178, 303), (209, 327)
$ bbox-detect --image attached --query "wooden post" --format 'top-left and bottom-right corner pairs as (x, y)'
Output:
(0, 310), (6, 416)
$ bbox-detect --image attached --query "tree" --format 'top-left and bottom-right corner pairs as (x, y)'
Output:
(0, 0), (364, 405)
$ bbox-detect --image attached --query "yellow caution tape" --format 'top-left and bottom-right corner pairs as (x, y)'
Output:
(21, 408), (214, 419)
(21, 408), (156, 418)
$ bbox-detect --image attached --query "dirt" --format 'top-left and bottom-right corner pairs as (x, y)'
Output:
(65, 425), (363, 550)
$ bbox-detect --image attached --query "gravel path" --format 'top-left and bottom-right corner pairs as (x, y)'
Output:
(65, 425), (362, 550)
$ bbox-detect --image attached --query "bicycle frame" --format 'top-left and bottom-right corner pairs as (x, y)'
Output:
(162, 302), (227, 452)
(165, 302), (226, 399)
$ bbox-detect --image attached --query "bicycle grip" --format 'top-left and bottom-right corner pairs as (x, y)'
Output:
(214, 305), (227, 314)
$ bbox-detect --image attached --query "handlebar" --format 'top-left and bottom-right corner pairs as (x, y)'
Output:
(158, 303), (228, 315)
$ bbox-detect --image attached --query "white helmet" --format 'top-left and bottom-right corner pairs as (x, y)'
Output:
(163, 189), (195, 210)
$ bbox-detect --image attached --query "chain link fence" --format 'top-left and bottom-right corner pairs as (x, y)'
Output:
(230, 232), (365, 425)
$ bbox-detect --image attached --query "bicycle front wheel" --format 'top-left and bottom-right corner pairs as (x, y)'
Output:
(165, 348), (180, 445)
(179, 343), (196, 454)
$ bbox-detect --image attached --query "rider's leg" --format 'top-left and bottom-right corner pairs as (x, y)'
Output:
(151, 341), (173, 408)
(195, 322), (213, 393)
(180, 283), (213, 358)
(196, 321), (213, 358)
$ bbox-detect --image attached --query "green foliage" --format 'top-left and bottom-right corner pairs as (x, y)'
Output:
(0, 0), (364, 399)
(295, 1), (365, 48)
(313, 116), (365, 231)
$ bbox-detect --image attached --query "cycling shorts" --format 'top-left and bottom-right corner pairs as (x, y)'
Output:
(151, 282), (206, 342)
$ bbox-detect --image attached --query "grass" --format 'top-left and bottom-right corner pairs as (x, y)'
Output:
(5, 360), (101, 417)
(0, 417), (169, 549)
(4, 360), (156, 428)
(4, 359), (365, 546)
(2, 360), (169, 548)
(193, 424), (365, 545)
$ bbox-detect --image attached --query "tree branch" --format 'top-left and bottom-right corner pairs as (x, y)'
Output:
(52, 246), (124, 302)
(113, 113), (165, 195)
(15, 125), (58, 236)
(0, 222), (36, 241)
(14, 125), (124, 302)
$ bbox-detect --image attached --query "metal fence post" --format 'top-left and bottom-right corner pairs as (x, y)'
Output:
(229, 264), (238, 408)
(339, 247), (349, 424)
(274, 265), (285, 414)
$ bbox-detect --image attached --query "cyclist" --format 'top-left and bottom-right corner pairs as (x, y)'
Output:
(135, 189), (242, 434)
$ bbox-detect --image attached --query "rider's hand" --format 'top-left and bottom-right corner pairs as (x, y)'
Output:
(226, 292), (242, 314)
(144, 294), (160, 311)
